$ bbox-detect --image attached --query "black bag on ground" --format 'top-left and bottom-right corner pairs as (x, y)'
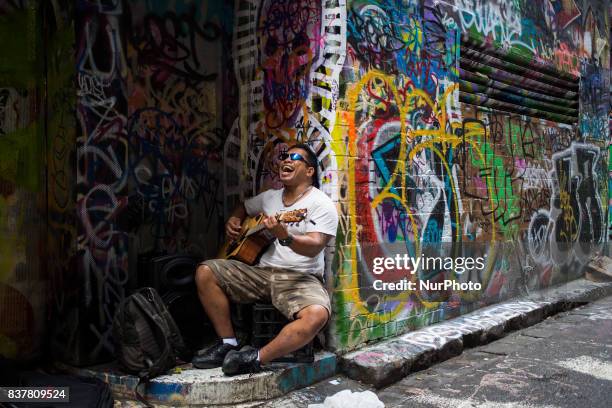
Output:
(112, 287), (192, 380)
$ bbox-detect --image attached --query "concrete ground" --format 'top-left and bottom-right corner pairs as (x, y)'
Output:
(111, 280), (611, 407)
(263, 295), (612, 408)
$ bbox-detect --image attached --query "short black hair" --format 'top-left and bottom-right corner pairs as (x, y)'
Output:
(289, 143), (320, 189)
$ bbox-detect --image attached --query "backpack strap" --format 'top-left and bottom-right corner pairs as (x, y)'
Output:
(132, 292), (175, 377)
(134, 377), (154, 408)
(129, 292), (175, 408)
(144, 288), (192, 361)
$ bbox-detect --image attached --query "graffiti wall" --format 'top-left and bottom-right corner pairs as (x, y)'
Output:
(0, 0), (47, 360)
(331, 0), (609, 351)
(1, 0), (610, 363)
(225, 0), (345, 208)
(230, 0), (611, 352)
(59, 0), (236, 364)
(67, 0), (130, 364)
(3, 0), (237, 365)
(126, 0), (235, 256)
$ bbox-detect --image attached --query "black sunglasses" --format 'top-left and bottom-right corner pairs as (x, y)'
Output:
(279, 152), (312, 166)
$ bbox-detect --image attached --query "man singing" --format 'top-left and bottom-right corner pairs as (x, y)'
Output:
(193, 143), (338, 376)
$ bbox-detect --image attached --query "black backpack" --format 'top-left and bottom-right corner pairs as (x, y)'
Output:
(112, 287), (192, 381)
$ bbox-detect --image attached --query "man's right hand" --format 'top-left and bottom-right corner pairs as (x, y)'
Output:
(226, 216), (242, 240)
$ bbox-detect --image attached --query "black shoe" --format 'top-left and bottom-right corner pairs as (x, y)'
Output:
(192, 342), (238, 369)
(222, 346), (262, 376)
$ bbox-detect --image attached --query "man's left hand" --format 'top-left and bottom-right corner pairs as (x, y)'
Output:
(263, 215), (289, 239)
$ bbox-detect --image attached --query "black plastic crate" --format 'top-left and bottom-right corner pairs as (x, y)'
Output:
(252, 303), (314, 363)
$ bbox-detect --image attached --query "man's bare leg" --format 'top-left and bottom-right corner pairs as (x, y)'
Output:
(258, 305), (329, 363)
(195, 264), (235, 338)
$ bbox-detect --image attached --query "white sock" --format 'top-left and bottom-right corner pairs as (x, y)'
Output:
(256, 350), (261, 362)
(222, 337), (238, 346)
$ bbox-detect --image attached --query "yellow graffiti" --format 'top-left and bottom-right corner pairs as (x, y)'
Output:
(558, 174), (578, 241)
(334, 69), (499, 326)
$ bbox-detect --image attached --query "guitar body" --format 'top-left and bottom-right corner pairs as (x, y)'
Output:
(226, 229), (276, 265)
(218, 210), (307, 265)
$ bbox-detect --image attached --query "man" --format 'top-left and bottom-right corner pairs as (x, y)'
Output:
(193, 144), (338, 376)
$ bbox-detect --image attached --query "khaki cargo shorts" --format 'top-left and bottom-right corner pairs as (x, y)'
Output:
(198, 259), (331, 321)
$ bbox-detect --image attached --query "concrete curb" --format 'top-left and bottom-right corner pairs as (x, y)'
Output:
(67, 278), (612, 404)
(339, 278), (612, 388)
(68, 352), (336, 406)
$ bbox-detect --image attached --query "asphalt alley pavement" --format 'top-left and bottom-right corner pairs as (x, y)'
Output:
(264, 295), (612, 408)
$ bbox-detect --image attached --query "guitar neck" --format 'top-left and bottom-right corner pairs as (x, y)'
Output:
(243, 210), (305, 238)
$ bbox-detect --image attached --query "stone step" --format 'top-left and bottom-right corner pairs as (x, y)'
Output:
(66, 352), (336, 406)
(339, 278), (612, 388)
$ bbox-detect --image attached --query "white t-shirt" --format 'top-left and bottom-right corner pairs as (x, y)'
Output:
(244, 187), (338, 276)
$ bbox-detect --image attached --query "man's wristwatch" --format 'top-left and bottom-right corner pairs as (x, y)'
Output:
(278, 234), (294, 246)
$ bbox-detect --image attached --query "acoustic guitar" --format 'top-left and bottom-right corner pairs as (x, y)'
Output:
(218, 209), (307, 265)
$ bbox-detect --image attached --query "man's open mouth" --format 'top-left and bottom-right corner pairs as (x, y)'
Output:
(281, 164), (294, 175)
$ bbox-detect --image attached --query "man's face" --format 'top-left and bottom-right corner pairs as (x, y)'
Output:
(279, 148), (314, 186)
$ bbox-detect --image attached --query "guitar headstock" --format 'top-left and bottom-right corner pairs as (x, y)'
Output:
(276, 208), (307, 224)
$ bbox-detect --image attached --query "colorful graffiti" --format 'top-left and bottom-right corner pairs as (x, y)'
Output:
(230, 0), (345, 202)
(219, 0), (611, 352)
(1, 0), (611, 363)
(322, 0), (610, 351)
